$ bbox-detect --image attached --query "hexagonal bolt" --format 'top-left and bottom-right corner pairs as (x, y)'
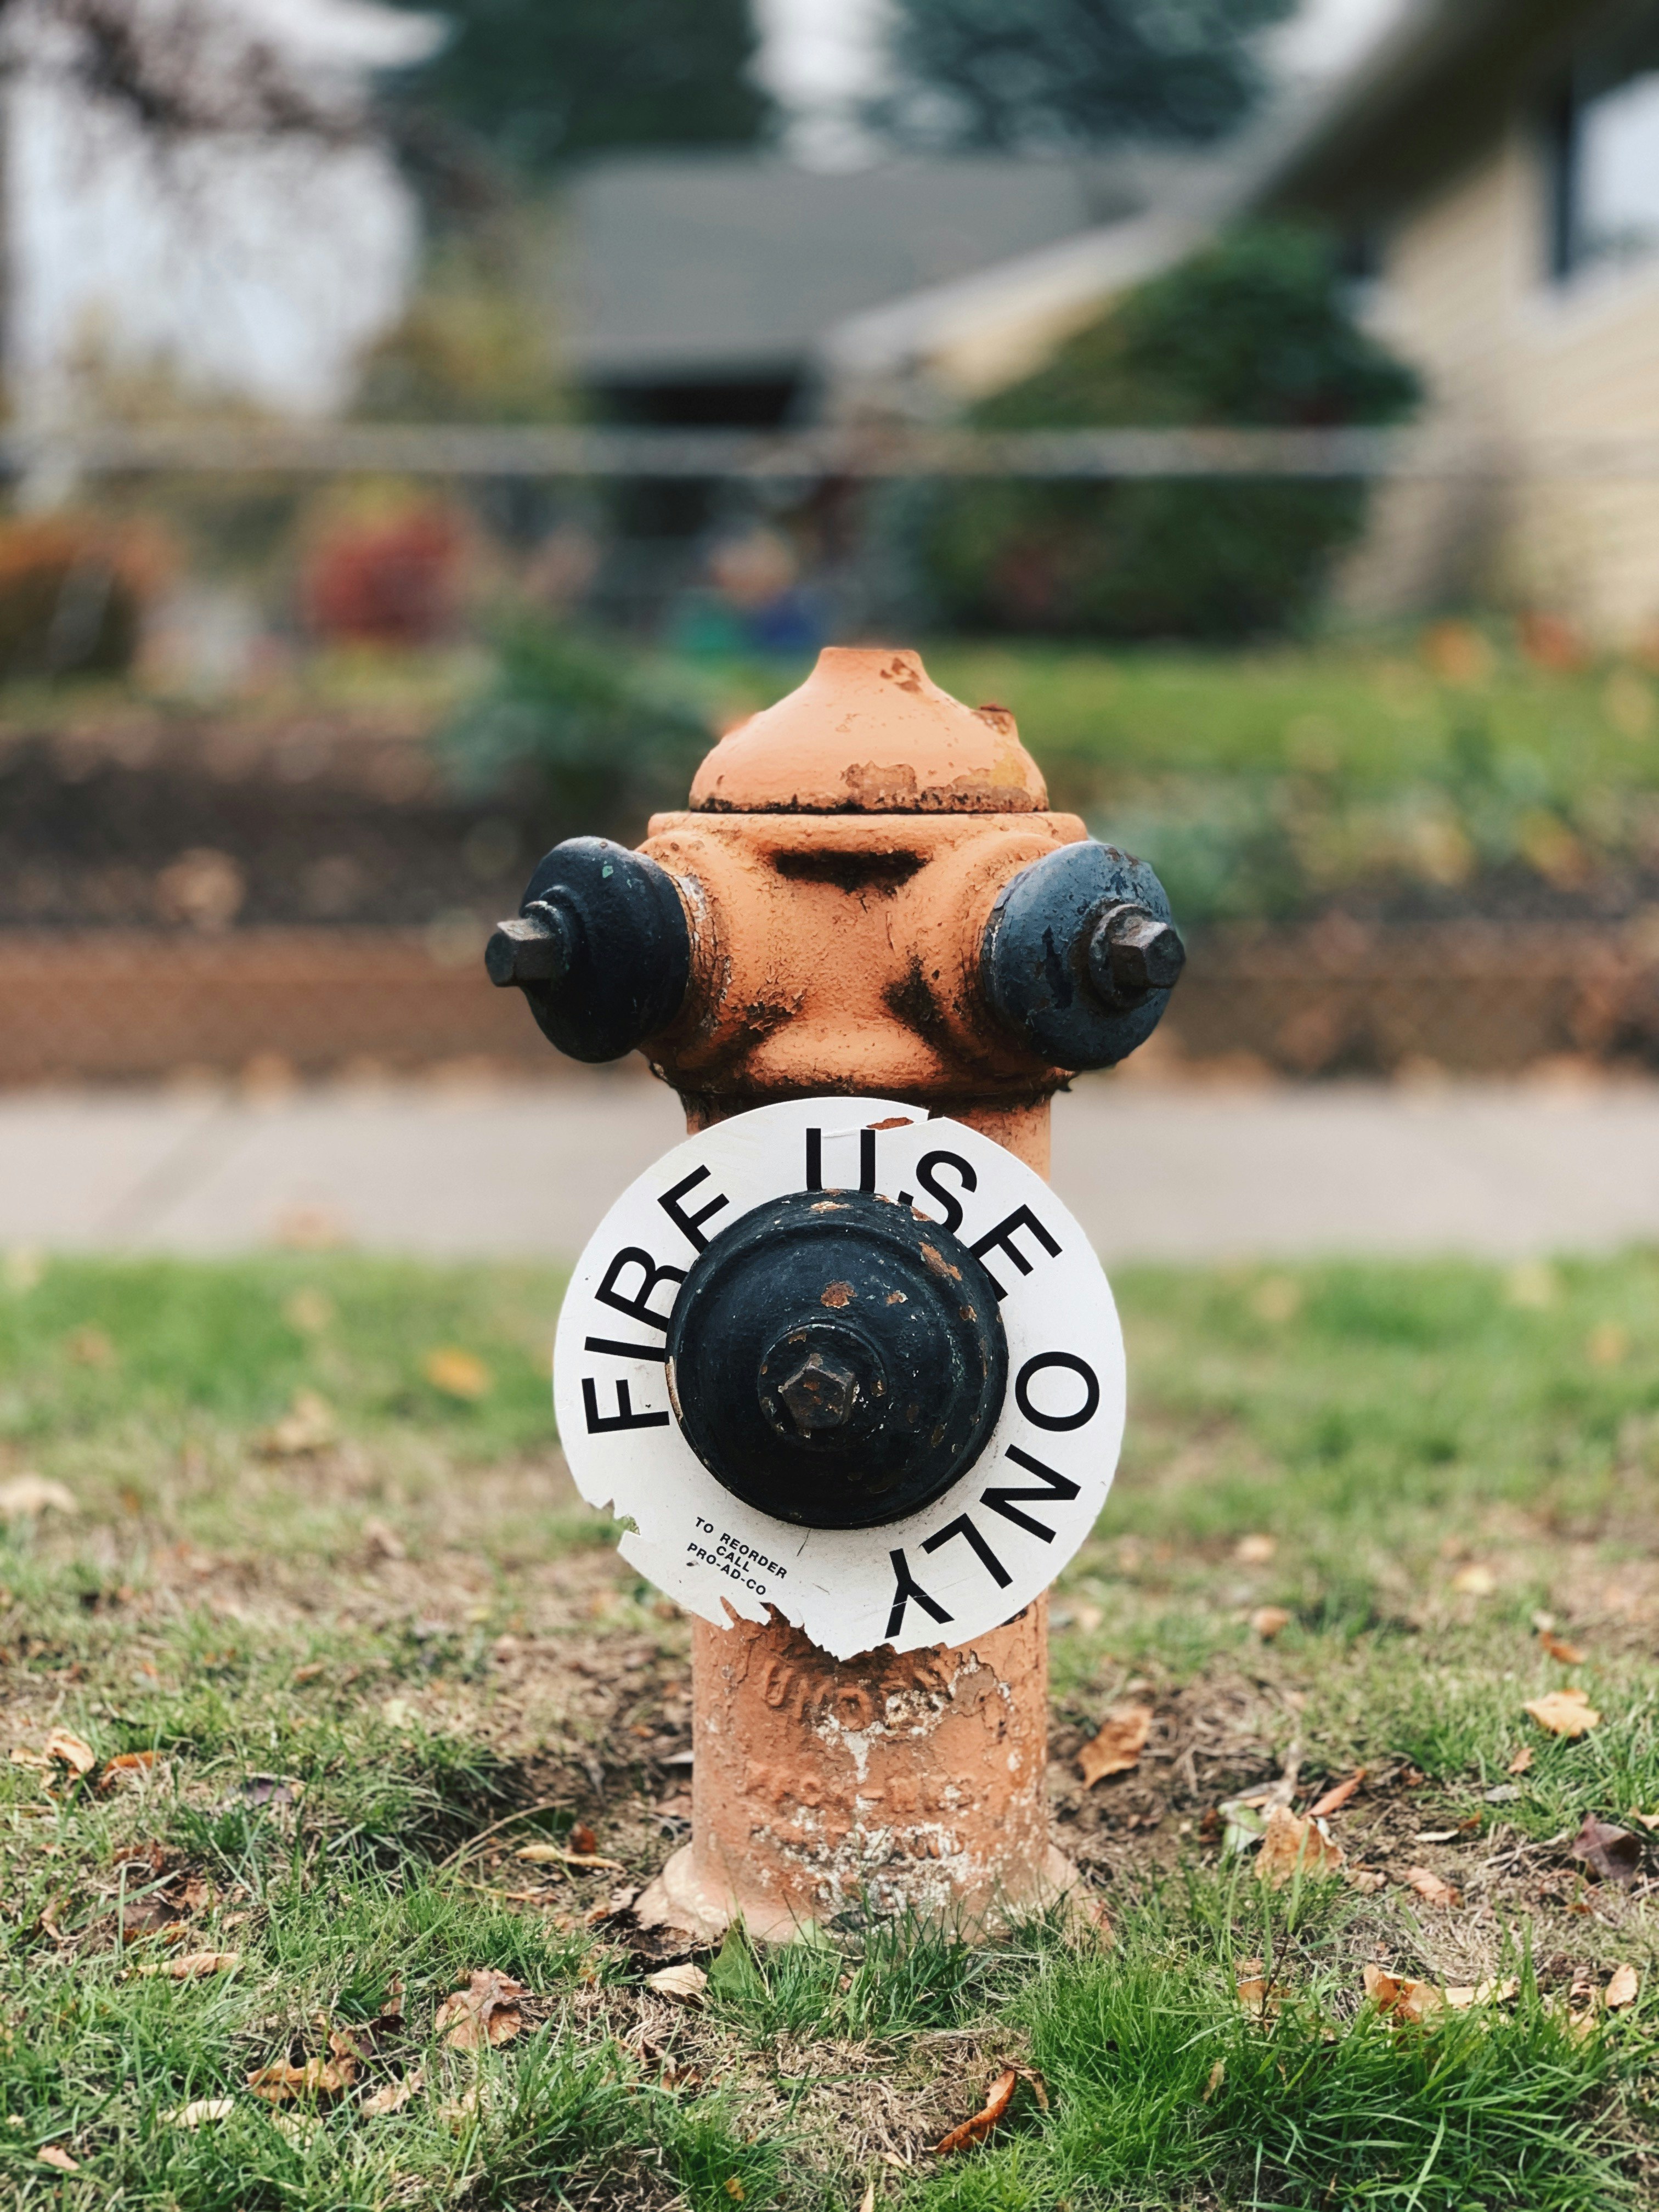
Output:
(776, 1351), (860, 1435)
(1086, 904), (1186, 1007)
(485, 900), (574, 989)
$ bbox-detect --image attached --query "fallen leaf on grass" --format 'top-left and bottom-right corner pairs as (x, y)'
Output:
(1525, 1689), (1600, 1737)
(857, 2183), (876, 2212)
(1634, 1812), (1659, 1833)
(935, 2068), (1018, 2156)
(66, 1325), (116, 1368)
(249, 2056), (354, 2103)
(44, 1729), (98, 1776)
(1077, 1703), (1153, 1786)
(1446, 1978), (1519, 2010)
(1451, 1563), (1496, 1596)
(161, 2099), (235, 2127)
(137, 1951), (240, 1979)
(291, 1662), (326, 1684)
(514, 1843), (625, 1871)
(1539, 1631), (1587, 1663)
(569, 1821), (598, 1853)
(1307, 1770), (1365, 1818)
(261, 1391), (336, 1457)
(436, 1969), (530, 2050)
(36, 2144), (79, 2171)
(724, 2181), (745, 2202)
(1234, 1533), (1276, 1564)
(422, 1347), (492, 1401)
(1605, 1965), (1639, 2010)
(1256, 1807), (1344, 1889)
(101, 1751), (161, 1787)
(1250, 1607), (1293, 1641)
(1346, 1869), (1387, 1894)
(645, 1962), (707, 2004)
(1201, 2059), (1226, 2101)
(0, 1474), (77, 1517)
(1508, 1746), (1534, 1774)
(1363, 1966), (1445, 2024)
(1236, 1975), (1290, 2019)
(1570, 1814), (1644, 1887)
(361, 2069), (423, 2116)
(1402, 1866), (1462, 1909)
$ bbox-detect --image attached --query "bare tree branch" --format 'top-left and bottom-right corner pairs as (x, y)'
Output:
(2, 0), (359, 143)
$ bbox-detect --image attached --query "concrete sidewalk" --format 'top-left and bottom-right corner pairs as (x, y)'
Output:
(5, 1073), (1659, 1265)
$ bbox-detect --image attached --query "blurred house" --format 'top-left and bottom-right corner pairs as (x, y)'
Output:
(560, 152), (1194, 426)
(1256, 0), (1659, 640)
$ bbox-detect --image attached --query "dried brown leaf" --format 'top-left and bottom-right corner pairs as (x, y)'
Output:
(569, 1822), (598, 1854)
(1605, 1964), (1639, 2011)
(1451, 1563), (1497, 1595)
(857, 2183), (877, 2212)
(0, 1475), (77, 1517)
(36, 2144), (79, 2171)
(1446, 1978), (1519, 2009)
(45, 1729), (98, 1776)
(1236, 1976), (1289, 2019)
(1363, 1965), (1445, 2024)
(1256, 1807), (1344, 1889)
(1307, 1770), (1365, 1819)
(1201, 2058), (1226, 2101)
(1524, 1689), (1600, 1737)
(137, 1951), (240, 1980)
(1570, 1813), (1643, 1887)
(1234, 1533), (1276, 1564)
(645, 1962), (707, 2004)
(1508, 1746), (1534, 1774)
(514, 1843), (624, 1870)
(248, 2056), (353, 2104)
(262, 1389), (337, 1456)
(1076, 1703), (1153, 1786)
(161, 2098), (235, 2127)
(934, 2067), (1018, 2156)
(1250, 1606), (1293, 1641)
(422, 1347), (492, 1401)
(362, 2070), (423, 2115)
(436, 1969), (530, 2050)
(1402, 1865), (1462, 1909)
(101, 1750), (160, 1787)
(1539, 1632), (1587, 1664)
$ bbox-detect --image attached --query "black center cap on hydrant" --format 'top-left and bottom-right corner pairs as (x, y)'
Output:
(664, 1189), (1009, 1531)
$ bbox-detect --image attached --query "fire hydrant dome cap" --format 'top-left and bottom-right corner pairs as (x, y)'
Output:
(689, 647), (1047, 814)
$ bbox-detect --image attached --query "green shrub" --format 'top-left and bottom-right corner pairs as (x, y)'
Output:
(439, 617), (714, 832)
(901, 225), (1421, 640)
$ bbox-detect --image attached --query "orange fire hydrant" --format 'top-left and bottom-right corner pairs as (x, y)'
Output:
(487, 647), (1183, 1938)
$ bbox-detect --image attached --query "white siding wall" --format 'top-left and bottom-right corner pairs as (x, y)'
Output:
(1337, 120), (1659, 642)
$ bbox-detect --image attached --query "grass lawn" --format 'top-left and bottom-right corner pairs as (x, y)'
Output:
(0, 1245), (1656, 2207)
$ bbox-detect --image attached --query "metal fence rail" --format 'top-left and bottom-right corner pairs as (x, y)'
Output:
(10, 422), (1659, 482)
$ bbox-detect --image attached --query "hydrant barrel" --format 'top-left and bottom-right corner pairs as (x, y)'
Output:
(489, 646), (1182, 1940)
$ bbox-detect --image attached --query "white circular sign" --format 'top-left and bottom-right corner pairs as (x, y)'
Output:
(554, 1097), (1124, 1659)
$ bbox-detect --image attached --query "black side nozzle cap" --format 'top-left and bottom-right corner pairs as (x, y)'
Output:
(485, 836), (690, 1064)
(982, 840), (1183, 1071)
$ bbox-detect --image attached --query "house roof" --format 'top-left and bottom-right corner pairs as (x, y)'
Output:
(561, 154), (1151, 383)
(1252, 0), (1586, 216)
